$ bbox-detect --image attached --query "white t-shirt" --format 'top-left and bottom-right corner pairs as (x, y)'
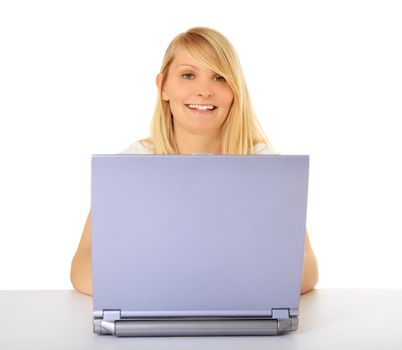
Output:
(120, 141), (276, 155)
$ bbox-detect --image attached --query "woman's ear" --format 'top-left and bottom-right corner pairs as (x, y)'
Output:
(156, 73), (169, 101)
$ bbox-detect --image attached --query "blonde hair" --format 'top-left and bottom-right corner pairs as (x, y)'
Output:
(140, 27), (275, 154)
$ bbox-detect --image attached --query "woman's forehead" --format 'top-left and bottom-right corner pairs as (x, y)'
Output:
(171, 51), (203, 69)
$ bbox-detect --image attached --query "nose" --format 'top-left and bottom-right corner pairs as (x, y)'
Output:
(195, 81), (214, 98)
(197, 90), (212, 98)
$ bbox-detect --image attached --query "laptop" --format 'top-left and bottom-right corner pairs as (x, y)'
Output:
(91, 154), (309, 336)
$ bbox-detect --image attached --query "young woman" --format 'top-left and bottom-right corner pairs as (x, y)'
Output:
(71, 27), (318, 296)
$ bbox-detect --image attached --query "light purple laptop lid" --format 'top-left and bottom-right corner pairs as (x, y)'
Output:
(91, 155), (309, 317)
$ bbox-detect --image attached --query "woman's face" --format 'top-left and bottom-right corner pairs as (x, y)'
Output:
(158, 51), (234, 137)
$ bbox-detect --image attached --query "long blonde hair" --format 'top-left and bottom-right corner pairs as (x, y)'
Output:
(140, 27), (275, 154)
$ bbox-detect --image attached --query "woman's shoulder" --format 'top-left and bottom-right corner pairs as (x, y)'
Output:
(119, 140), (154, 154)
(253, 142), (278, 155)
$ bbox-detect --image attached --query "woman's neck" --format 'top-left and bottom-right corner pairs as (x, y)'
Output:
(174, 129), (221, 155)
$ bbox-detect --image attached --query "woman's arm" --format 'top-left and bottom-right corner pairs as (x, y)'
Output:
(300, 230), (319, 294)
(70, 213), (93, 296)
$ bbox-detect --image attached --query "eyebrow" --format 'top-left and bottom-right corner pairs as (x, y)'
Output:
(177, 64), (199, 70)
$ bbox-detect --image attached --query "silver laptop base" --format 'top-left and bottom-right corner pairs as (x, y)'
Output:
(94, 317), (298, 336)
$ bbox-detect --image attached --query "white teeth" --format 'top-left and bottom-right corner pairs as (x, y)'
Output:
(187, 104), (215, 110)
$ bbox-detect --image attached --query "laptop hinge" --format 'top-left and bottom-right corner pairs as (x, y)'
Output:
(272, 308), (290, 319)
(271, 308), (298, 333)
(94, 310), (121, 335)
(94, 309), (298, 336)
(102, 309), (121, 321)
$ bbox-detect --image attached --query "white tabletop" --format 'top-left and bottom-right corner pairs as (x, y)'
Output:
(0, 289), (401, 349)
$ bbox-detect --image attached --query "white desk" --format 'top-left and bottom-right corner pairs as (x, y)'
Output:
(0, 289), (401, 349)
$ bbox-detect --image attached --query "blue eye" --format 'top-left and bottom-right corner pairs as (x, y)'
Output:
(182, 73), (194, 79)
(214, 75), (226, 82)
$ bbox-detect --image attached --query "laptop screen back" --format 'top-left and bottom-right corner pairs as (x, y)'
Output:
(91, 155), (309, 317)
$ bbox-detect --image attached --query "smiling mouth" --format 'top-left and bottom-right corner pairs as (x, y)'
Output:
(185, 104), (217, 111)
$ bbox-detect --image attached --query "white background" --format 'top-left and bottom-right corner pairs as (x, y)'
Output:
(0, 0), (401, 290)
